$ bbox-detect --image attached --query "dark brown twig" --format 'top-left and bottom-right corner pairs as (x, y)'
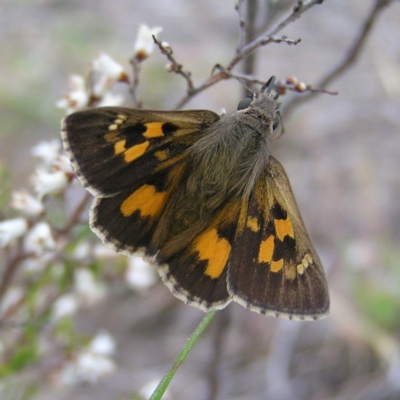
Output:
(226, 0), (322, 71)
(317, 0), (395, 89)
(152, 35), (195, 94)
(241, 0), (258, 93)
(235, 0), (247, 49)
(168, 0), (321, 109)
(55, 191), (91, 238)
(129, 57), (142, 108)
(282, 0), (396, 117)
(0, 192), (91, 309)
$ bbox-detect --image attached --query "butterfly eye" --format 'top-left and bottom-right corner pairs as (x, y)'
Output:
(273, 114), (281, 131)
(237, 96), (253, 110)
(271, 113), (284, 139)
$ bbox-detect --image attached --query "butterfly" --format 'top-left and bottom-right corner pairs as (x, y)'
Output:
(61, 76), (329, 320)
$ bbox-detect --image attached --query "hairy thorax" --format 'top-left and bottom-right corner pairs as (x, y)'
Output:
(174, 113), (271, 224)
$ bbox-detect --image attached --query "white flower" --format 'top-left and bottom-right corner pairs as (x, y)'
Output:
(92, 243), (119, 259)
(71, 241), (92, 261)
(58, 332), (116, 385)
(91, 74), (112, 98)
(76, 351), (115, 383)
(21, 252), (54, 273)
(52, 294), (79, 321)
(74, 269), (106, 306)
(31, 139), (61, 168)
(69, 74), (86, 92)
(11, 190), (44, 217)
(125, 256), (157, 290)
(91, 74), (127, 104)
(58, 355), (115, 386)
(88, 331), (116, 356)
(23, 222), (55, 256)
(55, 154), (74, 174)
(0, 218), (28, 247)
(96, 92), (125, 107)
(92, 53), (128, 82)
(133, 24), (163, 61)
(32, 169), (68, 198)
(56, 74), (89, 114)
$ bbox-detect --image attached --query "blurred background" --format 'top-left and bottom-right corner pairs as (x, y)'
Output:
(1, 0), (400, 399)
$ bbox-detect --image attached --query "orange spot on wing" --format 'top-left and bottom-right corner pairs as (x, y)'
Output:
(274, 217), (294, 241)
(271, 259), (283, 273)
(114, 139), (126, 155)
(124, 141), (150, 162)
(120, 185), (167, 217)
(143, 122), (164, 138)
(258, 235), (274, 264)
(195, 229), (231, 279)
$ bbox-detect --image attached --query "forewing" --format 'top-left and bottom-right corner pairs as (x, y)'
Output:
(89, 160), (188, 256)
(62, 107), (219, 196)
(62, 106), (219, 257)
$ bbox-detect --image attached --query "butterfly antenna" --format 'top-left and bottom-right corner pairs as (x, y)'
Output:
(214, 64), (254, 95)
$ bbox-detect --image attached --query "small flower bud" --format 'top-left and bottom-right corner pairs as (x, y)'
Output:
(286, 75), (298, 85)
(165, 63), (175, 72)
(295, 81), (307, 92)
(161, 41), (172, 53)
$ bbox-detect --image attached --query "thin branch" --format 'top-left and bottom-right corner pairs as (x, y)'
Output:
(227, 35), (301, 72)
(153, 35), (195, 93)
(261, 0), (297, 31)
(171, 0), (320, 109)
(226, 0), (322, 71)
(235, 0), (247, 49)
(282, 0), (396, 117)
(55, 192), (91, 238)
(318, 0), (395, 89)
(0, 192), (91, 308)
(242, 0), (258, 83)
(0, 244), (25, 305)
(129, 57), (142, 108)
(175, 74), (224, 109)
(232, 72), (337, 95)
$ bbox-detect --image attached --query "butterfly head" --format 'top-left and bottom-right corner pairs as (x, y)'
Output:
(237, 76), (283, 137)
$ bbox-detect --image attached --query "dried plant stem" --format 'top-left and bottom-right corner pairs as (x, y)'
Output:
(283, 0), (396, 117)
(129, 58), (142, 108)
(0, 192), (91, 309)
(171, 1), (322, 109)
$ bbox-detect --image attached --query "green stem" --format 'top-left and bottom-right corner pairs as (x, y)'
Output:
(149, 309), (218, 400)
